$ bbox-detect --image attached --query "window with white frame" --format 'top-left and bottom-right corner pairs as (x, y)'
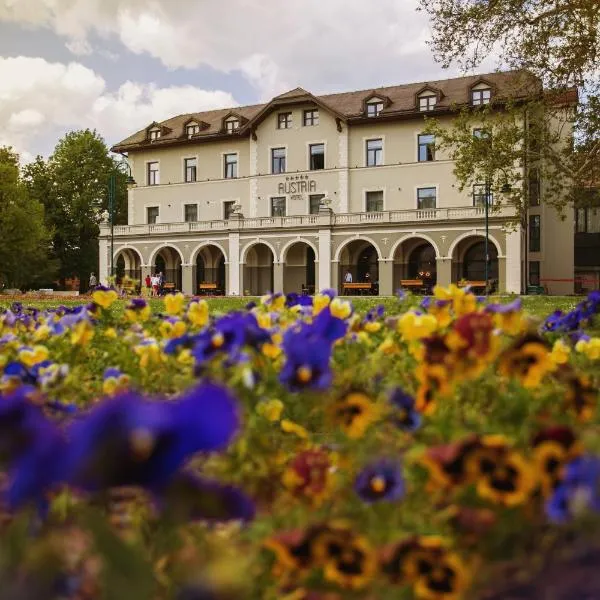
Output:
(147, 162), (159, 185)
(149, 128), (161, 140)
(304, 109), (319, 126)
(224, 153), (238, 178)
(146, 206), (159, 224)
(225, 119), (240, 133)
(277, 113), (292, 129)
(271, 147), (286, 174)
(271, 197), (286, 217)
(417, 187), (437, 210)
(184, 204), (198, 222)
(366, 101), (384, 117)
(366, 191), (384, 212)
(473, 184), (493, 207)
(472, 88), (492, 105)
(184, 157), (197, 182)
(418, 134), (435, 162)
(419, 95), (437, 111)
(186, 123), (200, 136)
(366, 138), (383, 167)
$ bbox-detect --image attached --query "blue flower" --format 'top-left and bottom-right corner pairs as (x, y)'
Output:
(311, 307), (347, 343)
(65, 383), (240, 493)
(389, 387), (422, 432)
(280, 327), (333, 391)
(486, 298), (522, 314)
(354, 459), (405, 503)
(546, 455), (600, 523)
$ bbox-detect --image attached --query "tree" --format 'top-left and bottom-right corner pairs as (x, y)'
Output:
(23, 130), (128, 291)
(0, 147), (56, 289)
(417, 0), (599, 215)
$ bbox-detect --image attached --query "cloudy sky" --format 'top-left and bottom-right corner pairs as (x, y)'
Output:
(0, 0), (487, 161)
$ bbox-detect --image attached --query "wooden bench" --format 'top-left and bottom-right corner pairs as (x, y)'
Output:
(122, 284), (137, 296)
(163, 283), (176, 293)
(343, 283), (372, 295)
(458, 280), (489, 293)
(400, 279), (428, 294)
(199, 283), (219, 296)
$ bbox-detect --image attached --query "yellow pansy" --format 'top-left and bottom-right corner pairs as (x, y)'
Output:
(187, 300), (209, 328)
(257, 399), (284, 422)
(92, 288), (119, 309)
(177, 348), (194, 365)
(33, 325), (51, 342)
(70, 321), (94, 346)
(364, 321), (381, 333)
(377, 337), (399, 355)
(550, 339), (571, 366)
(397, 312), (437, 342)
(159, 320), (187, 339)
(330, 298), (352, 320)
(125, 305), (151, 323)
(313, 293), (331, 315)
(134, 341), (164, 368)
(164, 292), (185, 316)
(256, 312), (272, 329)
(104, 327), (118, 338)
(280, 419), (309, 439)
(18, 345), (49, 368)
(575, 337), (600, 360)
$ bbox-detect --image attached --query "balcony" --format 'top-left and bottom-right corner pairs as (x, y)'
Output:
(106, 205), (516, 238)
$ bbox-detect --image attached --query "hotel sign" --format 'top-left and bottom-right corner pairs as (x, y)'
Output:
(278, 174), (317, 195)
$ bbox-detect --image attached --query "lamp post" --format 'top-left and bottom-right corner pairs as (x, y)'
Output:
(484, 179), (491, 296)
(108, 160), (136, 278)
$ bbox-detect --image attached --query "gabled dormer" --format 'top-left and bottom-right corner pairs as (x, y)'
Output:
(146, 122), (171, 142)
(415, 85), (442, 112)
(182, 117), (209, 138)
(469, 78), (495, 106)
(221, 111), (247, 134)
(363, 92), (392, 118)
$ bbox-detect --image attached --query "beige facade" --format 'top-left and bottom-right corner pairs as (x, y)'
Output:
(101, 72), (575, 296)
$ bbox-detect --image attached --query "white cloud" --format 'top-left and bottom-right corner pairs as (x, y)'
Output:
(0, 56), (238, 159)
(0, 0), (464, 98)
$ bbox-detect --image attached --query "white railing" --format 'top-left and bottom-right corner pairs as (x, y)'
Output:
(109, 205), (515, 237)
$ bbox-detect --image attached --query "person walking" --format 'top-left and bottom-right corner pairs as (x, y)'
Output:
(144, 274), (152, 297)
(88, 272), (97, 292)
(151, 274), (160, 297)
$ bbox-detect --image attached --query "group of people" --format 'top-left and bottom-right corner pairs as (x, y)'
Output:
(145, 272), (166, 297)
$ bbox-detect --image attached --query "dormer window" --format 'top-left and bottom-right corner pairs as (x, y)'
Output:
(225, 119), (240, 133)
(472, 88), (491, 106)
(149, 128), (161, 141)
(186, 123), (200, 136)
(367, 101), (384, 117)
(419, 95), (437, 112)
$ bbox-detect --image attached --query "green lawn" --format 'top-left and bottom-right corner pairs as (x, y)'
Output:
(0, 293), (584, 318)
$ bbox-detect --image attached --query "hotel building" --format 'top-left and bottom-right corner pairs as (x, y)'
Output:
(101, 71), (574, 296)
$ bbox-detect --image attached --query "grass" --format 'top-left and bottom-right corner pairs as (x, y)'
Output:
(0, 293), (584, 318)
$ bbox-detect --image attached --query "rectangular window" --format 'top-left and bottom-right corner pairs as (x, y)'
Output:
(225, 120), (239, 133)
(184, 157), (197, 182)
(473, 184), (493, 207)
(472, 88), (491, 105)
(146, 206), (159, 224)
(309, 143), (325, 170)
(366, 138), (383, 167)
(303, 109), (319, 126)
(309, 194), (324, 214)
(529, 168), (540, 206)
(277, 113), (292, 129)
(417, 187), (437, 210)
(147, 162), (159, 186)
(186, 124), (200, 136)
(149, 129), (161, 140)
(366, 191), (384, 212)
(223, 201), (236, 220)
(184, 204), (197, 222)
(367, 102), (384, 117)
(418, 134), (435, 162)
(529, 261), (540, 286)
(271, 197), (286, 217)
(271, 147), (286, 174)
(224, 153), (238, 179)
(419, 96), (437, 111)
(529, 214), (541, 252)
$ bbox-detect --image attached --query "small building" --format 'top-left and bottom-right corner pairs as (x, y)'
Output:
(101, 71), (575, 296)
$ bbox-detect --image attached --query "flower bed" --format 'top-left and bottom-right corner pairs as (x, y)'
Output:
(0, 286), (598, 599)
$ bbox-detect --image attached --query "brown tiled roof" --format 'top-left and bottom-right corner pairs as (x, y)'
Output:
(111, 70), (543, 153)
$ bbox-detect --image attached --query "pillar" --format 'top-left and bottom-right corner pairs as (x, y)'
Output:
(182, 264), (194, 296)
(99, 237), (109, 285)
(498, 257), (507, 294)
(273, 262), (284, 293)
(224, 263), (230, 295)
(378, 259), (394, 296)
(318, 228), (332, 291)
(436, 257), (452, 287)
(505, 227), (522, 294)
(228, 231), (241, 296)
(331, 261), (340, 294)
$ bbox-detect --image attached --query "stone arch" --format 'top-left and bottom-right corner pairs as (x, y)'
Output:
(392, 237), (438, 292)
(240, 239), (279, 264)
(113, 247), (143, 288)
(334, 236), (383, 262)
(337, 238), (380, 295)
(451, 234), (500, 288)
(282, 241), (317, 295)
(389, 234), (441, 260)
(242, 243), (275, 296)
(193, 243), (227, 295)
(148, 244), (185, 268)
(189, 241), (228, 265)
(113, 245), (144, 268)
(149, 245), (184, 292)
(280, 238), (319, 263)
(447, 231), (503, 259)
